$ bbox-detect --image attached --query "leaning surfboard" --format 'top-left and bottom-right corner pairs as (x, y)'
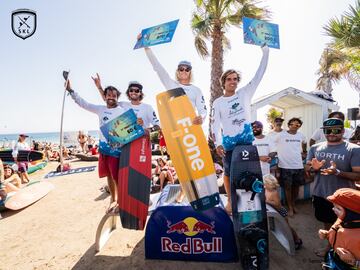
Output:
(156, 88), (219, 211)
(230, 145), (269, 270)
(118, 135), (152, 230)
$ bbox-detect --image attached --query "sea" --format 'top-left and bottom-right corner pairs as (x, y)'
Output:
(0, 130), (99, 148)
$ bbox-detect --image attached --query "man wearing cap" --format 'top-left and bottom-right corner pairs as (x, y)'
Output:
(93, 74), (160, 133)
(13, 134), (31, 183)
(306, 118), (360, 256)
(141, 44), (206, 125)
(211, 45), (269, 213)
(309, 111), (353, 146)
(251, 120), (277, 176)
(65, 78), (126, 213)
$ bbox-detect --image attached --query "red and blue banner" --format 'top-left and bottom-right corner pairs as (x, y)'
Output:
(145, 205), (238, 262)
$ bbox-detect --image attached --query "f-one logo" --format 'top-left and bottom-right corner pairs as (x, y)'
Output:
(11, 9), (37, 40)
(177, 117), (204, 171)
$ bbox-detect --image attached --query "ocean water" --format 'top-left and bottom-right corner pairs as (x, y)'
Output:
(0, 130), (99, 148)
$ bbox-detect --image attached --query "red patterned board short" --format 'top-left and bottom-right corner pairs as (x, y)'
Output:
(98, 153), (119, 182)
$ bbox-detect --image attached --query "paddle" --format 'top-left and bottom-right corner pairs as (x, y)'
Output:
(59, 70), (70, 171)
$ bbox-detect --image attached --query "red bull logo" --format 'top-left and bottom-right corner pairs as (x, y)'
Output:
(162, 217), (222, 254)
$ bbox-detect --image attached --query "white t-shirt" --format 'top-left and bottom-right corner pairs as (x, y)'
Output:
(211, 46), (269, 147)
(274, 131), (307, 169)
(253, 136), (276, 175)
(12, 141), (30, 158)
(119, 101), (160, 129)
(145, 48), (207, 120)
(71, 91), (126, 157)
(310, 127), (353, 143)
(266, 130), (285, 150)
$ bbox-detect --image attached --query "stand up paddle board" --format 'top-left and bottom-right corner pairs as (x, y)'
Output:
(118, 135), (152, 230)
(0, 149), (43, 162)
(156, 88), (219, 211)
(230, 145), (269, 270)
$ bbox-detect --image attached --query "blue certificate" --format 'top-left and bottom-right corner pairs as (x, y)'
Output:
(100, 109), (145, 148)
(243, 17), (280, 49)
(134, 19), (179, 49)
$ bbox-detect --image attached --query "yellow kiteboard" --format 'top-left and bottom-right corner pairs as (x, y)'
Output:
(156, 88), (219, 211)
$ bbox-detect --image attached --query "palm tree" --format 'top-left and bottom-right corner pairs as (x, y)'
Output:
(191, 0), (270, 113)
(316, 0), (360, 98)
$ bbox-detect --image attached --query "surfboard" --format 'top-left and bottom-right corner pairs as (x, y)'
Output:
(0, 149), (43, 162)
(5, 181), (54, 210)
(156, 88), (219, 211)
(118, 135), (152, 230)
(230, 145), (269, 270)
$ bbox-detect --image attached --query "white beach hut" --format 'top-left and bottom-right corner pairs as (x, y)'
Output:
(251, 87), (340, 142)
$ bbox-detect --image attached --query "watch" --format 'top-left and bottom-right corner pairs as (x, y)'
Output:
(335, 169), (341, 176)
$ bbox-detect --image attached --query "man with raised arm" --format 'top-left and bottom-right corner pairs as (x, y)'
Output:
(65, 79), (125, 213)
(211, 45), (269, 213)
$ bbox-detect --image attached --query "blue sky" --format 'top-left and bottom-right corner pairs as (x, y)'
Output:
(0, 0), (358, 134)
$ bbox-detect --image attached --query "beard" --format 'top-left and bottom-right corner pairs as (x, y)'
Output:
(253, 130), (262, 136)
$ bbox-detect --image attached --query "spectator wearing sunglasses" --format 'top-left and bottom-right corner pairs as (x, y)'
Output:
(140, 35), (207, 125)
(306, 118), (360, 257)
(210, 44), (269, 214)
(93, 75), (160, 134)
(309, 111), (353, 146)
(273, 117), (307, 217)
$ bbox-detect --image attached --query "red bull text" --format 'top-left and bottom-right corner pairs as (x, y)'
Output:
(162, 217), (222, 254)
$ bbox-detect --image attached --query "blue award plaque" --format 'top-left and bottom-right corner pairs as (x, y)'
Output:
(134, 19), (179, 49)
(100, 109), (145, 148)
(243, 17), (280, 49)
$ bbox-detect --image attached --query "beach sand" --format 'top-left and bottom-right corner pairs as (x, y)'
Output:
(1, 162), (328, 270)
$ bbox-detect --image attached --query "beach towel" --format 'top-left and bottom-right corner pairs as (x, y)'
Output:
(44, 166), (96, 179)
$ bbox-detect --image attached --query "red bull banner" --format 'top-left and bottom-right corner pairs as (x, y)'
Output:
(145, 205), (238, 262)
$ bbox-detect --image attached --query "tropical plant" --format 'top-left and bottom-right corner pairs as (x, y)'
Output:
(266, 107), (283, 128)
(191, 0), (271, 113)
(316, 0), (360, 97)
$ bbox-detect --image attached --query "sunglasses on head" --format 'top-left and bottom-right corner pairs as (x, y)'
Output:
(323, 128), (342, 135)
(129, 88), (141, 93)
(178, 67), (191, 72)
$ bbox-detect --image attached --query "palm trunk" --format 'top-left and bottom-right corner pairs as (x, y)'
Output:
(209, 23), (224, 134)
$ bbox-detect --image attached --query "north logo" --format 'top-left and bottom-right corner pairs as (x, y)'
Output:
(11, 9), (37, 40)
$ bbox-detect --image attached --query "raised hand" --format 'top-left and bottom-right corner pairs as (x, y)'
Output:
(310, 158), (325, 170)
(91, 73), (102, 90)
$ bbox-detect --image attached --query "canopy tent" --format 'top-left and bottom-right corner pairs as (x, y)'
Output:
(251, 87), (339, 142)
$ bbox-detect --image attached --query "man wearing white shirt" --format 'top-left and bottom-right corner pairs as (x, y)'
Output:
(251, 121), (277, 176)
(211, 45), (269, 213)
(275, 117), (307, 216)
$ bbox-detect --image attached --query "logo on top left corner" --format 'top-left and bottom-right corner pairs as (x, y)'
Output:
(11, 9), (37, 40)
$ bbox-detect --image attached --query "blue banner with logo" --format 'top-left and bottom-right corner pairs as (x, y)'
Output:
(145, 205), (238, 262)
(134, 19), (179, 49)
(243, 17), (280, 49)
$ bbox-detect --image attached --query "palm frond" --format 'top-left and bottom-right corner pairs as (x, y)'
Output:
(194, 36), (210, 58)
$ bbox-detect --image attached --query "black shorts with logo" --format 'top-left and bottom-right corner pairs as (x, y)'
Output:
(279, 168), (305, 187)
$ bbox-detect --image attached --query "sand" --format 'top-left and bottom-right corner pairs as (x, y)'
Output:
(0, 161), (328, 270)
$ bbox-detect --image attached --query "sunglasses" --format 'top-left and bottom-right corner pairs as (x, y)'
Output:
(178, 67), (191, 72)
(129, 88), (141, 93)
(289, 124), (301, 127)
(323, 128), (342, 135)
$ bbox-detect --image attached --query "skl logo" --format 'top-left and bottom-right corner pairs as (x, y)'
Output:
(11, 9), (37, 40)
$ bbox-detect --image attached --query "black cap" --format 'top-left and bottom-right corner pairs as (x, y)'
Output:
(274, 117), (284, 122)
(321, 118), (344, 129)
